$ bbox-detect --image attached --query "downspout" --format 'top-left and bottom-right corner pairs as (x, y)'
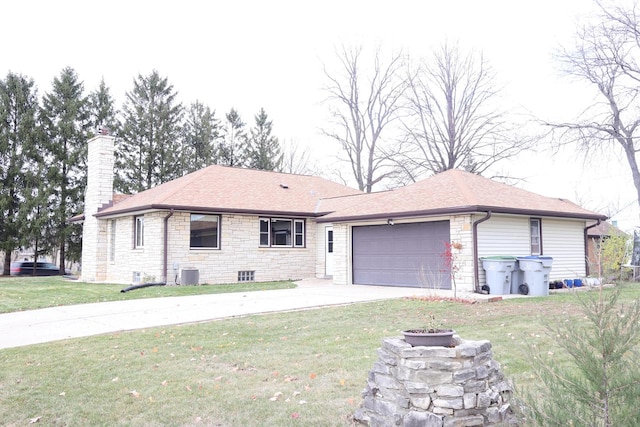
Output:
(472, 211), (492, 293)
(584, 219), (601, 277)
(163, 209), (175, 284)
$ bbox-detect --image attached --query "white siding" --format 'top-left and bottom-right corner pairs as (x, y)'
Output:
(541, 218), (586, 280)
(476, 215), (531, 257)
(476, 214), (587, 285)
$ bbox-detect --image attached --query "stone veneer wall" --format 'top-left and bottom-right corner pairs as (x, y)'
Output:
(81, 134), (115, 282)
(105, 211), (318, 285)
(354, 336), (516, 427)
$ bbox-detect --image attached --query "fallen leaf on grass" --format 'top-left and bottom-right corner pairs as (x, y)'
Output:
(291, 412), (300, 419)
(161, 380), (168, 386)
(59, 392), (66, 396)
(269, 391), (283, 401)
(129, 390), (140, 398)
(284, 375), (298, 382)
(29, 416), (41, 424)
(309, 373), (317, 380)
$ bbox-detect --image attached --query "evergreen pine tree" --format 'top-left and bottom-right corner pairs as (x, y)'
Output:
(246, 108), (282, 171)
(0, 72), (41, 275)
(519, 287), (640, 426)
(88, 78), (120, 136)
(40, 67), (89, 272)
(117, 70), (183, 193)
(218, 108), (247, 167)
(182, 100), (220, 172)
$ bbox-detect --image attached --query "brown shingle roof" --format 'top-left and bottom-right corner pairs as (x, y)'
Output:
(317, 169), (607, 222)
(587, 221), (627, 237)
(95, 165), (362, 218)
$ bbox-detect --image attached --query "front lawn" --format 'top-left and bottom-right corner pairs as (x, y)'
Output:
(0, 276), (295, 313)
(1, 284), (638, 426)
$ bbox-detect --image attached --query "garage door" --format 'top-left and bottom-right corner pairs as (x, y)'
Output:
(352, 221), (451, 288)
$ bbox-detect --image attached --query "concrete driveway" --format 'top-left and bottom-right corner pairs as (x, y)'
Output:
(0, 279), (442, 350)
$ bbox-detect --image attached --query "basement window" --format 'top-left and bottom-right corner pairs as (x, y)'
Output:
(238, 270), (255, 282)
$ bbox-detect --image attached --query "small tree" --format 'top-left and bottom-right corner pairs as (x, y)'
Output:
(519, 287), (640, 426)
(600, 230), (630, 281)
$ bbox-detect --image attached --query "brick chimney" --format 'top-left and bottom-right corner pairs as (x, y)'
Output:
(81, 132), (115, 282)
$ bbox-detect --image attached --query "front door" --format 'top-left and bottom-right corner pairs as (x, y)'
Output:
(325, 226), (334, 277)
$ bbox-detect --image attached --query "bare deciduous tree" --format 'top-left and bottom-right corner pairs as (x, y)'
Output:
(321, 45), (406, 192)
(547, 1), (640, 207)
(398, 42), (531, 182)
(279, 138), (317, 175)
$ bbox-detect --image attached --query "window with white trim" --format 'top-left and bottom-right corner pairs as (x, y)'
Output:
(530, 218), (541, 255)
(134, 215), (144, 248)
(190, 214), (220, 249)
(259, 218), (305, 247)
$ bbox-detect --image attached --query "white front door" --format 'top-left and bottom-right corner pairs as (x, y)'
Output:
(325, 226), (334, 277)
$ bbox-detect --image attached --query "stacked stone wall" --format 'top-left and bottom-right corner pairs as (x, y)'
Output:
(354, 336), (516, 427)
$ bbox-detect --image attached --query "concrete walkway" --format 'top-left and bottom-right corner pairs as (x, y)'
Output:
(0, 279), (467, 350)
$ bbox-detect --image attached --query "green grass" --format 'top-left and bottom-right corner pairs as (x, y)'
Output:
(0, 276), (295, 313)
(1, 283), (638, 426)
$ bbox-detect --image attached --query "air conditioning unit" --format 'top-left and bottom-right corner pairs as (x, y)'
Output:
(181, 268), (199, 285)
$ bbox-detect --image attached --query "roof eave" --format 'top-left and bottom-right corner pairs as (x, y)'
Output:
(317, 205), (608, 223)
(94, 204), (320, 219)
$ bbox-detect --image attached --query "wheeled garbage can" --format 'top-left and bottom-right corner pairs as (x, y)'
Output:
(480, 256), (517, 295)
(516, 256), (553, 296)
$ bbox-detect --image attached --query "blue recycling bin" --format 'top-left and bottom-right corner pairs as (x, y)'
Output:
(517, 256), (553, 296)
(480, 256), (517, 295)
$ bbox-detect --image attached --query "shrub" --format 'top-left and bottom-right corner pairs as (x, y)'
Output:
(517, 287), (640, 426)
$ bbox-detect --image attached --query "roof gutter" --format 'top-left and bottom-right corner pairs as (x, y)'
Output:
(473, 211), (492, 293)
(163, 209), (175, 284)
(584, 219), (602, 277)
(319, 205), (607, 223)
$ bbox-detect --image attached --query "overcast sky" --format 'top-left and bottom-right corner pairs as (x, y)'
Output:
(3, 0), (638, 230)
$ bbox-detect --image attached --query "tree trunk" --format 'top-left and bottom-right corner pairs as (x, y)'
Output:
(3, 251), (11, 276)
(622, 141), (640, 210)
(59, 242), (65, 276)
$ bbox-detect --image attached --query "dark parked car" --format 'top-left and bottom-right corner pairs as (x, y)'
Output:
(10, 261), (61, 276)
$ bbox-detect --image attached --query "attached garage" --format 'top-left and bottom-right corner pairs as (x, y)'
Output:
(352, 221), (451, 288)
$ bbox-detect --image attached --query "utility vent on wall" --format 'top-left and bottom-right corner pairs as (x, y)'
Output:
(132, 271), (142, 284)
(181, 268), (199, 285)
